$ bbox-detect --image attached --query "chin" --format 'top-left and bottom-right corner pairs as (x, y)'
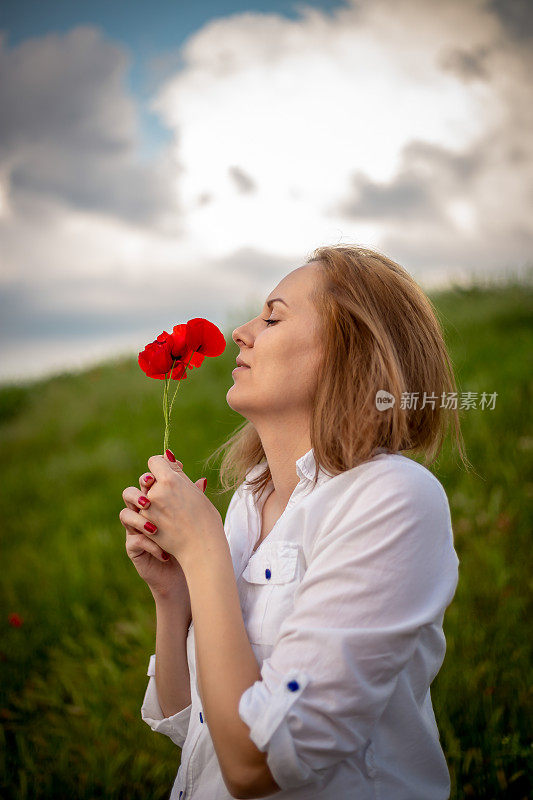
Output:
(226, 385), (242, 410)
(226, 387), (254, 417)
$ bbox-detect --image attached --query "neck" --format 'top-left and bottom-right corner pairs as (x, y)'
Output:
(254, 419), (312, 510)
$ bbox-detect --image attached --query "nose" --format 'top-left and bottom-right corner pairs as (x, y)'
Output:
(232, 325), (248, 347)
(233, 315), (260, 347)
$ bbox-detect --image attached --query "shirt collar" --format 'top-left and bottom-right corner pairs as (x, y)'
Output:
(296, 446), (391, 482)
(295, 447), (326, 483)
(243, 445), (392, 490)
(243, 447), (329, 489)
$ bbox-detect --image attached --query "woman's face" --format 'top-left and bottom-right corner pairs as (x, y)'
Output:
(227, 261), (324, 423)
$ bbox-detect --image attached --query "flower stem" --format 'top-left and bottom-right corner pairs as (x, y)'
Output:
(168, 351), (195, 418)
(163, 370), (170, 453)
(163, 351), (197, 452)
(163, 356), (181, 451)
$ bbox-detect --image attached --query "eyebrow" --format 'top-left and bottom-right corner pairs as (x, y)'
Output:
(266, 297), (289, 309)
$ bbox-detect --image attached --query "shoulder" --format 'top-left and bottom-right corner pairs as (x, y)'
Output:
(323, 453), (449, 515)
(308, 454), (453, 559)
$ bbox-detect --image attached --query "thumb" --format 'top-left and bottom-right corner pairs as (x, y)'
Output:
(164, 449), (207, 493)
(163, 449), (184, 472)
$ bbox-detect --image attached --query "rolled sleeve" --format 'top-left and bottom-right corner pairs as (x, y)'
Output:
(238, 465), (460, 791)
(239, 667), (315, 789)
(141, 653), (192, 748)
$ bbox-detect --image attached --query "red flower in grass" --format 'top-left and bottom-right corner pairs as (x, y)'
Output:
(138, 318), (226, 451)
(8, 613), (23, 627)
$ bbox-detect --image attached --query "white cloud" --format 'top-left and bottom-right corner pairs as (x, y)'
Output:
(148, 0), (532, 267)
(0, 0), (532, 382)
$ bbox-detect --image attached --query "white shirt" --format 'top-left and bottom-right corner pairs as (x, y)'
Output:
(141, 447), (460, 800)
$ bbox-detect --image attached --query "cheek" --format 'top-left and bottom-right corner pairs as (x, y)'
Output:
(300, 341), (324, 393)
(257, 326), (323, 385)
(281, 343), (322, 395)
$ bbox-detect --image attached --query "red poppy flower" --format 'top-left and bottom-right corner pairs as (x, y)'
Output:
(8, 613), (23, 627)
(166, 323), (201, 379)
(182, 318), (226, 359)
(138, 317), (226, 452)
(138, 331), (178, 380)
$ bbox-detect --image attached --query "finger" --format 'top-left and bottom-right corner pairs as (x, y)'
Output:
(147, 453), (183, 482)
(195, 477), (208, 494)
(148, 456), (175, 481)
(122, 486), (144, 513)
(119, 506), (158, 536)
(140, 472), (156, 493)
(125, 530), (169, 562)
(164, 449), (184, 471)
(123, 486), (152, 511)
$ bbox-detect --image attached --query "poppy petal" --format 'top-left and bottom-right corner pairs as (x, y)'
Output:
(138, 335), (174, 378)
(185, 318), (226, 357)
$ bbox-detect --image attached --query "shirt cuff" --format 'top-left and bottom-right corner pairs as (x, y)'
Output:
(141, 653), (192, 749)
(238, 667), (317, 791)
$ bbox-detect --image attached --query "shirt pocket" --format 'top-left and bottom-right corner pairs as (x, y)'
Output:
(241, 540), (301, 645)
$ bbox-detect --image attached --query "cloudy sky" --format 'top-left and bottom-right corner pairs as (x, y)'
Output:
(1, 0), (532, 383)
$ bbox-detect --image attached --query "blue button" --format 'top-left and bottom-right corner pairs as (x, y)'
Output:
(287, 680), (299, 691)
(199, 711), (204, 723)
(265, 568), (271, 579)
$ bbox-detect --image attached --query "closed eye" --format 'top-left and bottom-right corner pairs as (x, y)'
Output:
(262, 319), (279, 326)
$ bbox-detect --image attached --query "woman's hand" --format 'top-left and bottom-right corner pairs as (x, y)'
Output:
(121, 450), (224, 568)
(120, 456), (207, 604)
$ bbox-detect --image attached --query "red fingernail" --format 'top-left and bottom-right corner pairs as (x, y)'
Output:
(165, 449), (177, 462)
(144, 521), (157, 533)
(162, 552), (170, 560)
(144, 474), (154, 483)
(202, 478), (207, 493)
(138, 495), (150, 507)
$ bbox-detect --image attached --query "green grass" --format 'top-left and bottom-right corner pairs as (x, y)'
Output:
(1, 275), (532, 799)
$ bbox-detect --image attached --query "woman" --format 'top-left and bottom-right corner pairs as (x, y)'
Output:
(119, 245), (469, 800)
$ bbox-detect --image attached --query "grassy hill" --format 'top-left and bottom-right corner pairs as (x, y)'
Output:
(1, 277), (532, 799)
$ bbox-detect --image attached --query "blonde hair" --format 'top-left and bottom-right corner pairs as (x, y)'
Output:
(205, 244), (472, 500)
